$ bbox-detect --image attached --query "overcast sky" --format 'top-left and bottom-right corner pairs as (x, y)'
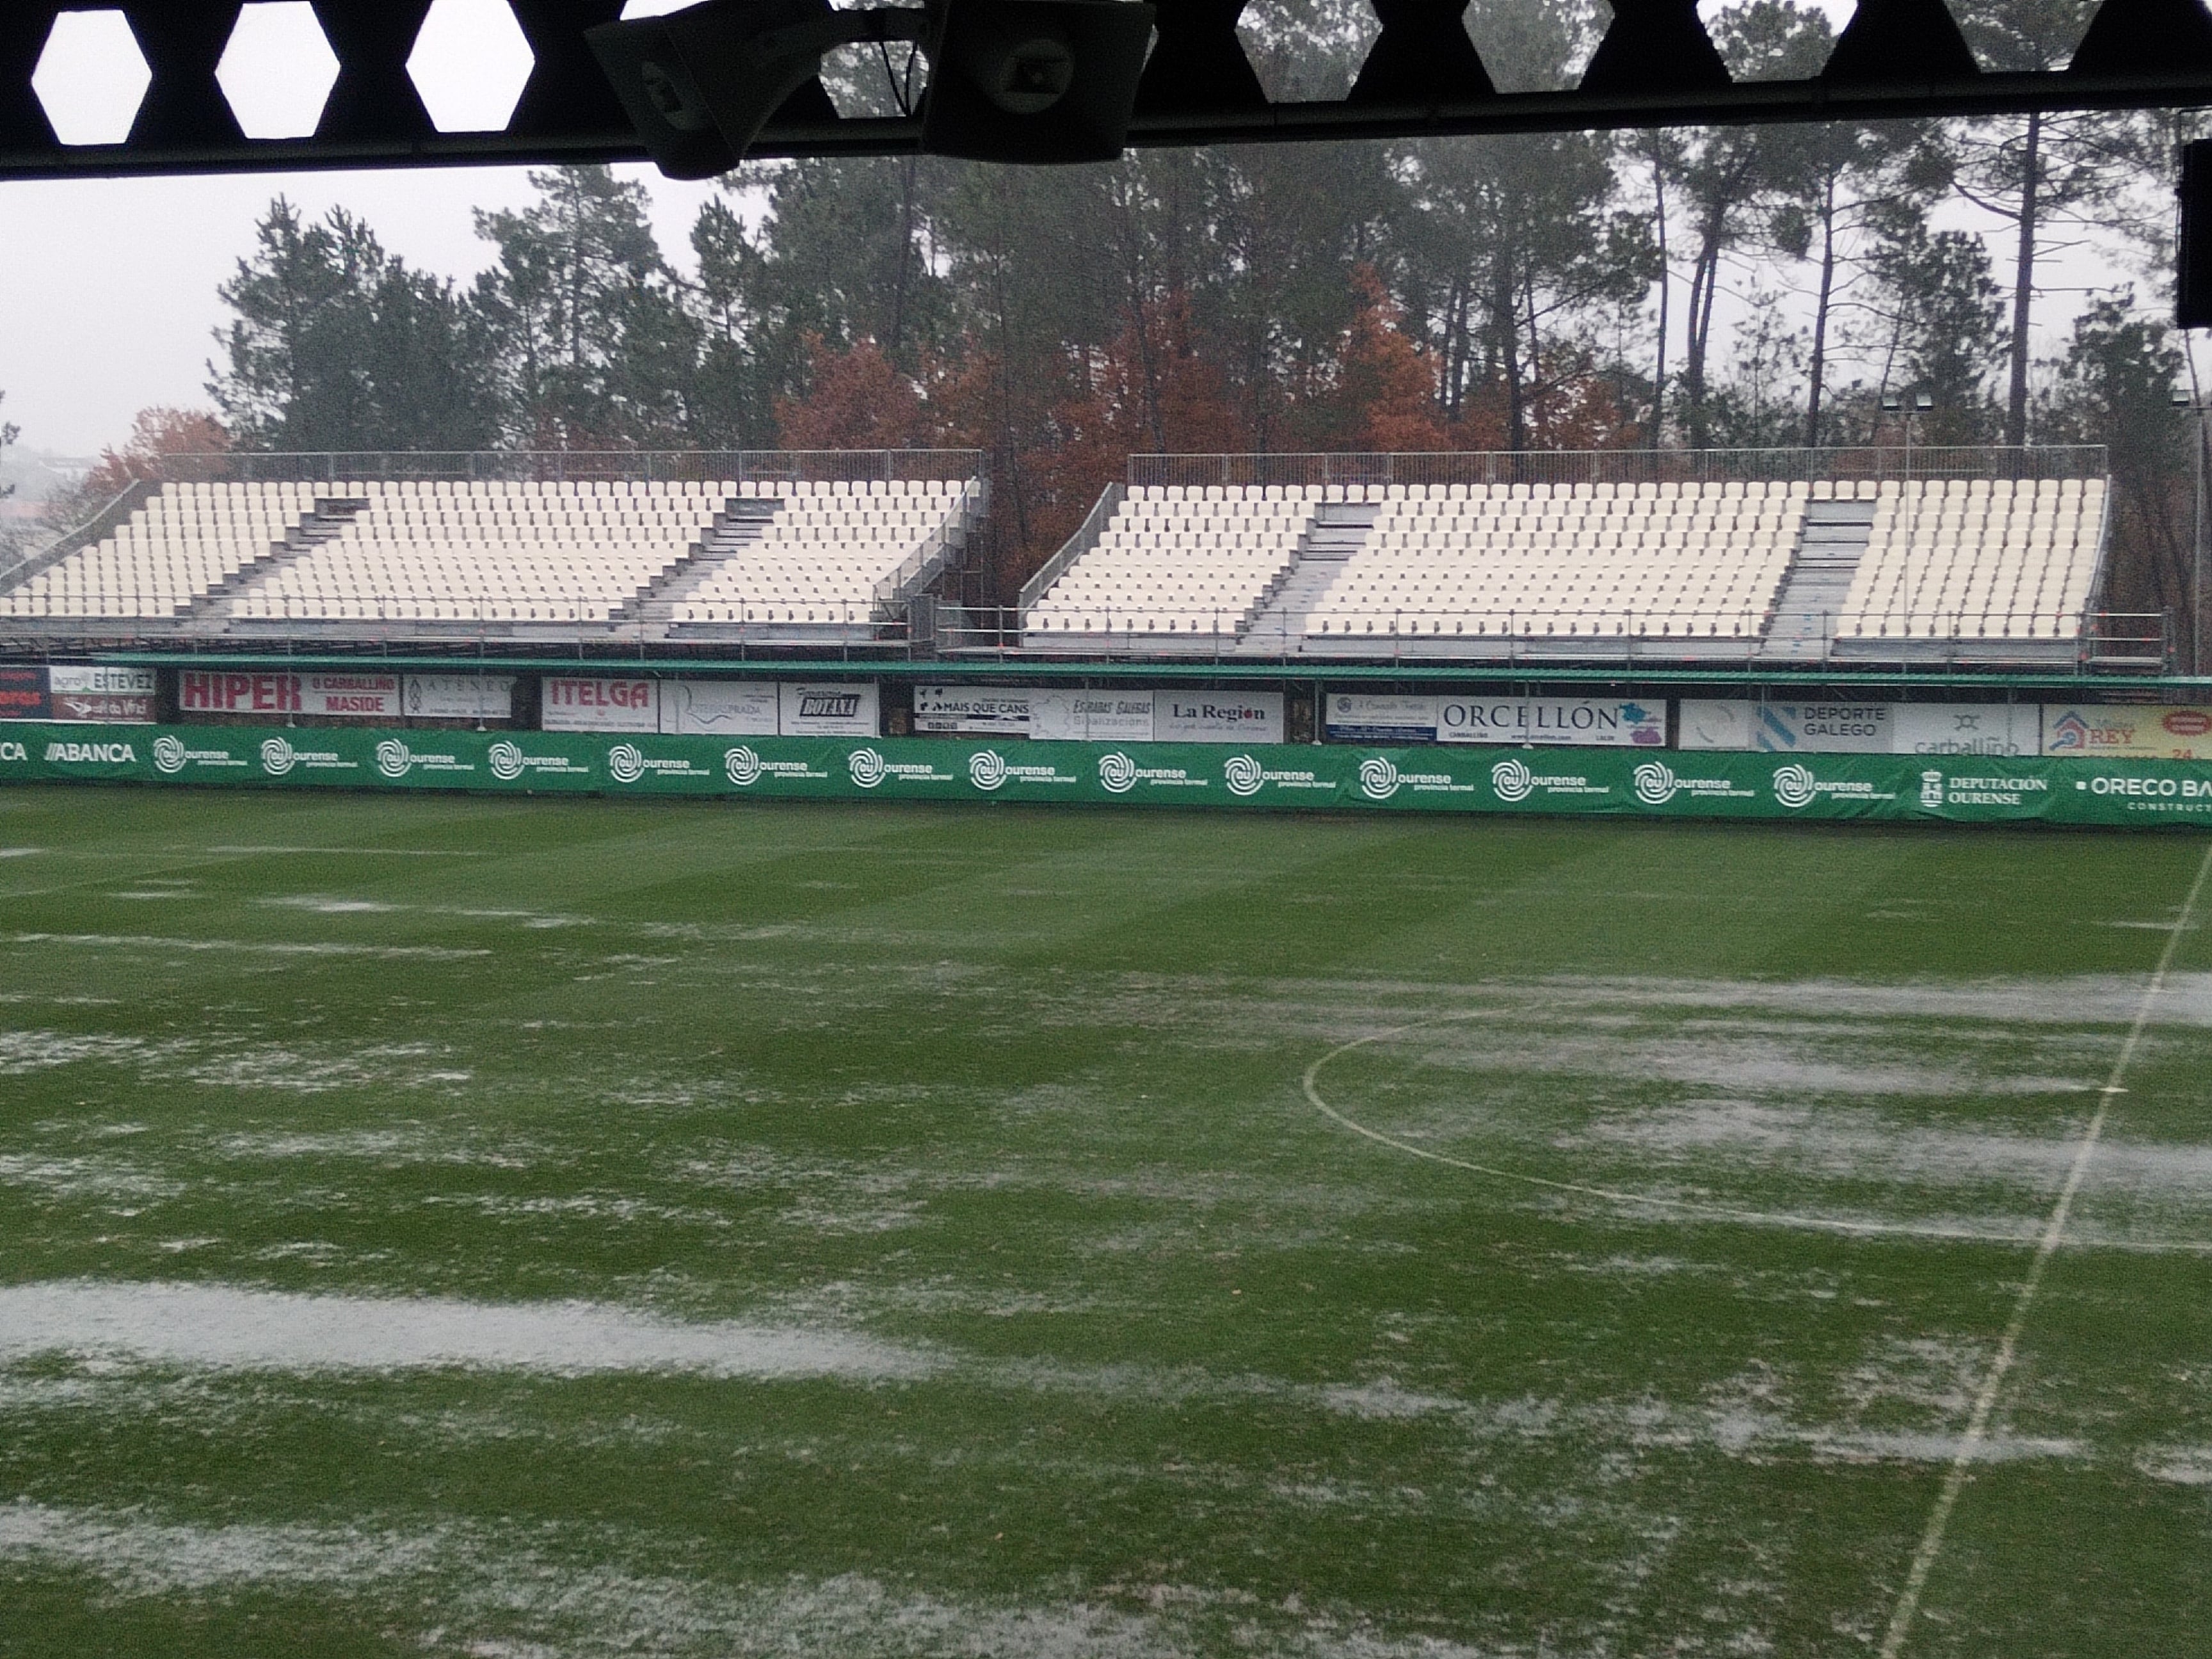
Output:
(0, 0), (2161, 465)
(1, 165), (728, 460)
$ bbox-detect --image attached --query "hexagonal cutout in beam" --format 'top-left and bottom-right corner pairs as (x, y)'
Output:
(408, 0), (536, 132)
(33, 10), (152, 147)
(219, 3), (342, 140)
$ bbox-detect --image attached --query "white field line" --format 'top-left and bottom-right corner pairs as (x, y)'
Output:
(1876, 837), (2212, 1659)
(1309, 1027), (2114, 1249)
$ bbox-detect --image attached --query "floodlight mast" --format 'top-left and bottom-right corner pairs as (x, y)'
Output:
(3, 0), (2212, 179)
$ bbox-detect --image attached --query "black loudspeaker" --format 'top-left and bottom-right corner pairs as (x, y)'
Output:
(920, 0), (1157, 164)
(590, 0), (1155, 175)
(2183, 140), (2212, 330)
(587, 0), (926, 179)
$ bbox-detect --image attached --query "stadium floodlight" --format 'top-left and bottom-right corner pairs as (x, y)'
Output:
(587, 0), (1155, 177)
(586, 0), (929, 179)
(919, 0), (1155, 164)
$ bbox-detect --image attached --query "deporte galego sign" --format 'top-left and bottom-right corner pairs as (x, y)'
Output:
(6, 722), (2212, 828)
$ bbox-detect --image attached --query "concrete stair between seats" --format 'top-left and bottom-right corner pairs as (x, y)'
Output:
(616, 495), (768, 626)
(1756, 499), (1874, 662)
(1233, 503), (1376, 656)
(199, 497), (367, 625)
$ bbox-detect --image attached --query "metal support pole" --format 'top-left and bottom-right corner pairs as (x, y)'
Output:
(2195, 404), (2206, 675)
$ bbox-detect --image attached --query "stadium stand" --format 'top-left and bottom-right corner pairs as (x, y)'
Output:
(1014, 456), (2117, 665)
(231, 480), (725, 627)
(0, 481), (301, 620)
(0, 451), (2123, 667)
(0, 463), (981, 642)
(1304, 480), (1806, 649)
(1832, 477), (2107, 645)
(1022, 485), (1321, 645)
(669, 478), (985, 635)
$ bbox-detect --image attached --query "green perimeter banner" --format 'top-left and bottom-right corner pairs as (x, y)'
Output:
(6, 721), (2212, 828)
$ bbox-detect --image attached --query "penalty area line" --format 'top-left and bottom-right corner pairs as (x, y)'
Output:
(1308, 1026), (2067, 1248)
(1875, 837), (2212, 1659)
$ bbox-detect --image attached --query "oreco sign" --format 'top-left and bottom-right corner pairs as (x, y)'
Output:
(10, 720), (2212, 827)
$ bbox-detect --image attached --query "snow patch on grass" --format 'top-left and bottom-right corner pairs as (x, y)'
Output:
(0, 1281), (937, 1382)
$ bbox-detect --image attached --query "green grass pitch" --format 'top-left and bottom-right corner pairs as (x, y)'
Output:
(2, 785), (2209, 1658)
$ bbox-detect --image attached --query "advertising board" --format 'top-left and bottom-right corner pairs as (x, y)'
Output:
(1891, 703), (2038, 757)
(913, 685), (1037, 735)
(1437, 696), (1666, 748)
(47, 664), (157, 723)
(1324, 694), (1439, 744)
(914, 686), (1159, 741)
(179, 669), (301, 715)
(1683, 700), (2040, 757)
(0, 666), (49, 721)
(13, 719), (2212, 828)
(1032, 689), (1157, 742)
(2042, 703), (2212, 760)
(175, 669), (399, 718)
(1678, 700), (1891, 753)
(1155, 692), (1283, 744)
(660, 679), (779, 736)
(541, 676), (659, 732)
(780, 681), (879, 737)
(403, 675), (515, 722)
(1677, 700), (1752, 751)
(298, 673), (401, 717)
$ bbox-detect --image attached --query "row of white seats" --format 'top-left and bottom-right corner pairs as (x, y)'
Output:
(233, 597), (613, 623)
(1313, 613), (1772, 639)
(678, 483), (978, 623)
(3, 488), (299, 616)
(1309, 485), (1800, 641)
(1839, 485), (2106, 639)
(1029, 495), (1318, 635)
(671, 602), (876, 625)
(1121, 477), (2097, 504)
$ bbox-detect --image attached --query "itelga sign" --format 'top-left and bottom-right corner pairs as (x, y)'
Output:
(541, 677), (659, 732)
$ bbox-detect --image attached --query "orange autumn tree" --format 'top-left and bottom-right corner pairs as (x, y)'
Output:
(1309, 266), (1447, 453)
(82, 406), (230, 498)
(1046, 292), (1242, 517)
(775, 336), (924, 451)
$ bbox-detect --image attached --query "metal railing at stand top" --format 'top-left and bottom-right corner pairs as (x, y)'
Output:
(2085, 612), (2172, 669)
(1126, 446), (2112, 492)
(940, 604), (2156, 667)
(154, 449), (988, 488)
(1018, 481), (1126, 614)
(0, 602), (2172, 674)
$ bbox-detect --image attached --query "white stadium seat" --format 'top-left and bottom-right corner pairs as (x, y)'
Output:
(1025, 489), (1320, 637)
(1836, 479), (2106, 643)
(1299, 481), (1807, 641)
